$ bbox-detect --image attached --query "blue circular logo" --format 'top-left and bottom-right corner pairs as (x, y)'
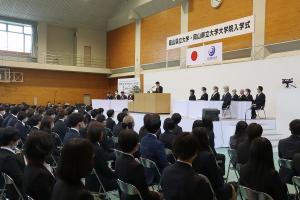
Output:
(208, 46), (216, 56)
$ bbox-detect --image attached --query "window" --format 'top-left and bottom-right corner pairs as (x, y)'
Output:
(0, 21), (33, 53)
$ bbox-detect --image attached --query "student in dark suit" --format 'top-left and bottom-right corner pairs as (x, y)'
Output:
(189, 89), (196, 101)
(86, 121), (117, 192)
(231, 89), (239, 101)
(0, 127), (25, 199)
(245, 88), (253, 102)
(239, 137), (288, 200)
(229, 121), (248, 150)
(237, 123), (263, 164)
(159, 118), (176, 150)
(161, 133), (214, 200)
(116, 130), (161, 200)
(14, 111), (29, 145)
(139, 114), (151, 141)
(63, 113), (85, 144)
(251, 86), (266, 119)
(51, 139), (94, 200)
(238, 89), (246, 101)
(28, 114), (43, 133)
(192, 128), (235, 200)
(154, 81), (163, 93)
(113, 112), (126, 137)
(6, 106), (20, 127)
(2, 108), (13, 128)
(106, 109), (116, 131)
(171, 113), (183, 135)
(221, 86), (232, 109)
(199, 87), (209, 101)
(140, 114), (168, 185)
(53, 109), (68, 141)
(114, 90), (121, 100)
(106, 92), (114, 100)
(210, 86), (220, 101)
(0, 106), (5, 128)
(23, 131), (55, 200)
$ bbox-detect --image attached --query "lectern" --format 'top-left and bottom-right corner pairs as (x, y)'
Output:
(128, 93), (171, 114)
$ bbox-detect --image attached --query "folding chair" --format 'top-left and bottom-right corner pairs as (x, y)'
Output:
(222, 105), (232, 118)
(198, 174), (217, 200)
(139, 157), (161, 190)
(1, 173), (24, 200)
(88, 169), (111, 200)
(226, 148), (239, 182)
(164, 148), (176, 162)
(256, 106), (266, 119)
(112, 136), (118, 148)
(52, 132), (64, 151)
(278, 158), (293, 170)
(292, 176), (300, 200)
(117, 179), (143, 200)
(239, 185), (274, 200)
(27, 195), (35, 200)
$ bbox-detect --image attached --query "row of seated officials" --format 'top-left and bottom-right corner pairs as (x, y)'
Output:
(0, 102), (297, 200)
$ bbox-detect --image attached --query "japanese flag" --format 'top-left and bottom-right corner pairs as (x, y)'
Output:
(186, 46), (202, 66)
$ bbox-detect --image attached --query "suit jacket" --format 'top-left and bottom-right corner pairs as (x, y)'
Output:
(221, 92), (232, 109)
(7, 115), (18, 127)
(254, 93), (266, 108)
(189, 95), (196, 101)
(229, 132), (248, 150)
(231, 94), (239, 101)
(155, 86), (163, 93)
(121, 94), (128, 100)
(210, 92), (220, 101)
(140, 134), (168, 185)
(200, 93), (209, 101)
(2, 113), (12, 127)
(24, 163), (55, 200)
(239, 163), (288, 200)
(0, 115), (3, 128)
(245, 94), (253, 102)
(238, 94), (246, 101)
(112, 122), (123, 137)
(161, 161), (213, 200)
(159, 131), (176, 149)
(106, 117), (116, 131)
(15, 120), (28, 143)
(172, 124), (183, 135)
(115, 154), (160, 200)
(63, 128), (82, 145)
(53, 119), (68, 141)
(51, 179), (93, 200)
(293, 153), (300, 176)
(236, 140), (252, 164)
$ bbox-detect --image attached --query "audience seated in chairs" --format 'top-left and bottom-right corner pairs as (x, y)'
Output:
(63, 113), (85, 144)
(106, 109), (116, 131)
(23, 131), (55, 200)
(140, 114), (169, 186)
(161, 133), (215, 200)
(85, 121), (117, 192)
(115, 129), (162, 200)
(171, 113), (183, 135)
(51, 138), (94, 200)
(229, 121), (248, 150)
(239, 137), (288, 200)
(192, 127), (236, 200)
(113, 112), (127, 137)
(237, 123), (263, 165)
(0, 127), (25, 199)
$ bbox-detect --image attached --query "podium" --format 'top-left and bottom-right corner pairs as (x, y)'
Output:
(128, 93), (171, 114)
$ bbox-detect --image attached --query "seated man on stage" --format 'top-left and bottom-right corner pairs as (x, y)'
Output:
(251, 86), (266, 119)
(154, 81), (163, 93)
(120, 91), (127, 100)
(231, 89), (239, 101)
(210, 86), (220, 101)
(238, 89), (246, 101)
(189, 89), (196, 101)
(221, 86), (232, 109)
(199, 87), (208, 100)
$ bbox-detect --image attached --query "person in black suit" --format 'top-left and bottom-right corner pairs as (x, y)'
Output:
(239, 137), (288, 200)
(28, 114), (43, 133)
(251, 86), (266, 119)
(23, 131), (55, 200)
(6, 106), (20, 127)
(171, 113), (183, 135)
(85, 121), (117, 192)
(0, 127), (25, 199)
(0, 105), (5, 128)
(159, 118), (176, 150)
(139, 114), (161, 142)
(231, 89), (239, 101)
(106, 109), (116, 131)
(293, 153), (300, 176)
(161, 133), (214, 200)
(238, 89), (246, 101)
(221, 86), (232, 109)
(63, 113), (85, 144)
(53, 109), (68, 141)
(120, 91), (128, 100)
(192, 127), (235, 200)
(237, 123), (263, 164)
(210, 86), (220, 101)
(245, 88), (253, 102)
(154, 81), (163, 93)
(189, 89), (196, 101)
(116, 129), (162, 200)
(15, 111), (29, 146)
(229, 121), (248, 150)
(106, 92), (114, 100)
(51, 138), (94, 200)
(113, 112), (126, 137)
(199, 87), (209, 101)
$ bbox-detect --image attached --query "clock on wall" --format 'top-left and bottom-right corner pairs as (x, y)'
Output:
(211, 0), (223, 8)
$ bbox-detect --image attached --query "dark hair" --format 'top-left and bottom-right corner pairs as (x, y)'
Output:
(98, 108), (104, 114)
(155, 81), (160, 84)
(40, 116), (53, 133)
(235, 121), (248, 136)
(17, 111), (27, 121)
(27, 114), (42, 127)
(10, 106), (20, 115)
(202, 87), (207, 92)
(163, 118), (175, 131)
(258, 86), (263, 92)
(0, 106), (4, 111)
(24, 131), (53, 162)
(96, 114), (106, 123)
(0, 127), (20, 146)
(122, 108), (129, 114)
(245, 88), (251, 94)
(290, 119), (300, 135)
(91, 109), (99, 118)
(87, 121), (104, 143)
(107, 109), (114, 118)
(145, 114), (161, 133)
(118, 129), (139, 153)
(192, 127), (210, 151)
(190, 89), (195, 94)
(57, 109), (67, 119)
(171, 113), (182, 124)
(192, 120), (204, 130)
(67, 113), (84, 127)
(202, 118), (213, 131)
(57, 139), (93, 184)
(117, 112), (126, 123)
(173, 133), (198, 160)
(45, 109), (55, 116)
(247, 123), (263, 140)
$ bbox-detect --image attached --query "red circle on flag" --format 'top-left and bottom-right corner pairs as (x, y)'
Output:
(191, 51), (198, 61)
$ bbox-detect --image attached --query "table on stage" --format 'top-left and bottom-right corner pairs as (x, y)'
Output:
(172, 100), (252, 120)
(92, 99), (129, 112)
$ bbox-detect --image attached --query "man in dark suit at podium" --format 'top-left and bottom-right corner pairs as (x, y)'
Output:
(221, 86), (232, 109)
(210, 86), (220, 101)
(251, 86), (266, 119)
(154, 81), (163, 93)
(199, 87), (208, 100)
